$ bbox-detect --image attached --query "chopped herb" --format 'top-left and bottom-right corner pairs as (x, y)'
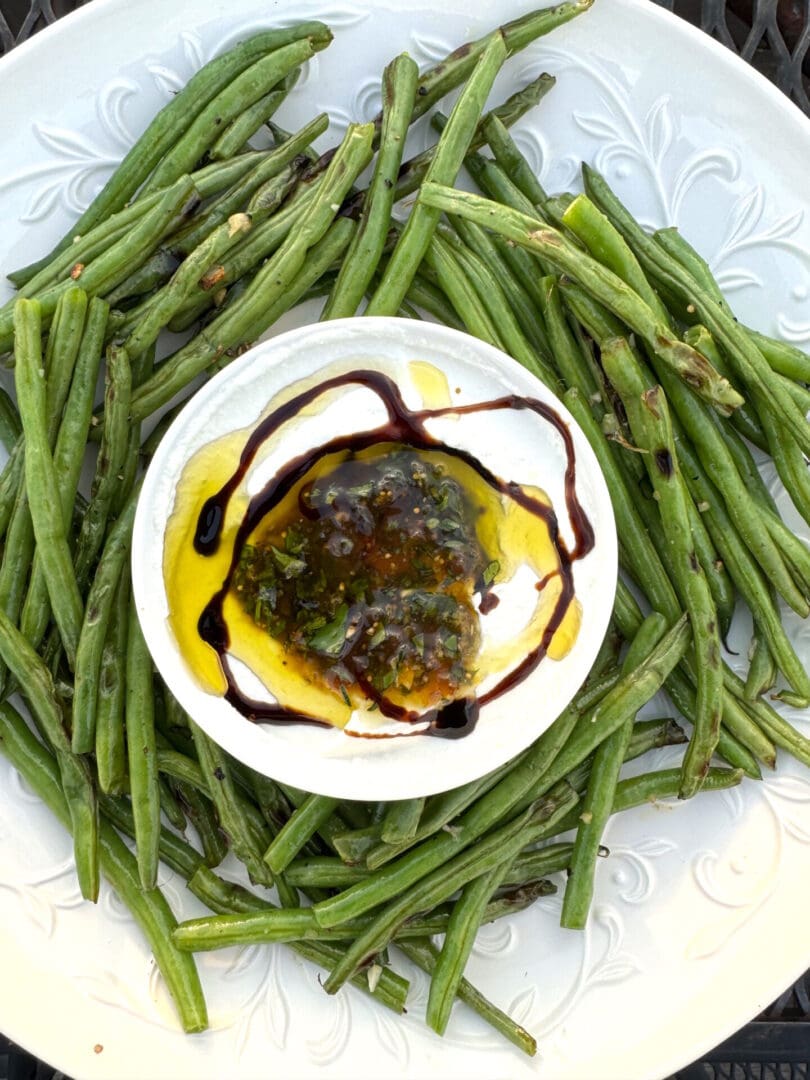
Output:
(231, 446), (492, 707)
(271, 546), (307, 578)
(307, 604), (349, 657)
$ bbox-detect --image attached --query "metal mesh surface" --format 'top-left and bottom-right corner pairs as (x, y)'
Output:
(654, 0), (810, 111)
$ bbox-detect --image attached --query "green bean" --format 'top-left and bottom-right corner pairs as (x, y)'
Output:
(366, 34), (508, 316)
(9, 25), (332, 286)
(1, 285), (89, 569)
(171, 113), (329, 258)
(721, 681), (780, 768)
(186, 788), (231, 867)
(101, 250), (180, 309)
(19, 154), (272, 305)
(503, 843), (575, 886)
(173, 907), (378, 949)
(422, 234), (504, 348)
(209, 68), (301, 160)
(482, 112), (549, 210)
(409, 3), (579, 119)
(125, 601), (160, 890)
(72, 343), (131, 596)
(13, 301), (84, 666)
(143, 41), (317, 195)
(682, 324), (768, 450)
(512, 616), (692, 816)
(540, 277), (600, 397)
(561, 612), (667, 929)
(321, 783), (579, 992)
(315, 620), (685, 932)
(240, 216), (357, 342)
(322, 54), (418, 319)
(0, 608), (98, 899)
(713, 408), (778, 517)
(94, 573), (130, 794)
(124, 213), (253, 359)
(184, 866), (410, 1013)
(615, 584), (762, 777)
(20, 298), (107, 653)
(418, 182), (744, 414)
(0, 177), (198, 352)
(159, 777), (188, 833)
(426, 859), (511, 1035)
(189, 721), (274, 887)
(748, 328), (810, 384)
(737, 693), (810, 768)
(164, 177), (324, 332)
(365, 675), (622, 873)
(602, 341), (723, 796)
(0, 388), (20, 453)
(562, 386), (681, 624)
(284, 857), (369, 889)
(0, 705), (208, 1031)
(757, 399), (810, 529)
(562, 193), (669, 322)
(450, 215), (551, 356)
(405, 275), (465, 331)
(156, 741), (271, 858)
(581, 164), (810, 457)
(438, 226), (559, 387)
(653, 229), (810, 389)
(646, 342), (806, 615)
(613, 766), (744, 809)
(674, 437), (810, 700)
(365, 758), (519, 870)
(98, 792), (200, 881)
(380, 798), (425, 846)
(130, 123), (373, 420)
(262, 794), (340, 874)
(395, 72), (554, 209)
(155, 747), (209, 792)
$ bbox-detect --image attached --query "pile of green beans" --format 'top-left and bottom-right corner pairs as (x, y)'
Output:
(0, 0), (808, 1056)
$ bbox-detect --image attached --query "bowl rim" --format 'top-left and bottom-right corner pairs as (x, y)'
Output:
(132, 315), (618, 800)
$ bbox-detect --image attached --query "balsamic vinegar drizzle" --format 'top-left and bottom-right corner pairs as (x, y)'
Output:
(192, 369), (594, 738)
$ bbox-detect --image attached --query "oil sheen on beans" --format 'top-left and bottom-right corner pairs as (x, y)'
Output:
(163, 362), (591, 738)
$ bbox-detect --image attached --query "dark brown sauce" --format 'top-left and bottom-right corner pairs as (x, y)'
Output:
(194, 369), (594, 737)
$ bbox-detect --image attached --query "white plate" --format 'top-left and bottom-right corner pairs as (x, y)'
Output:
(0, 1), (809, 1077)
(132, 318), (617, 800)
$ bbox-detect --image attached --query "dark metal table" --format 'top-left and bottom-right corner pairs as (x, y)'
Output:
(0, 1), (808, 1078)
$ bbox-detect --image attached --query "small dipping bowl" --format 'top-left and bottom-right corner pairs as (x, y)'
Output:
(132, 318), (617, 800)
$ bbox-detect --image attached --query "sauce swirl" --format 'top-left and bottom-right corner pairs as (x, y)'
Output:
(165, 367), (593, 738)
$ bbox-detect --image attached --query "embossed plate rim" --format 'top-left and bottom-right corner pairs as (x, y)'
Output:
(0, 1), (809, 1078)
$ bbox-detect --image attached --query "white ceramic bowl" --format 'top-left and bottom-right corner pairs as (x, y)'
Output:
(132, 317), (617, 799)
